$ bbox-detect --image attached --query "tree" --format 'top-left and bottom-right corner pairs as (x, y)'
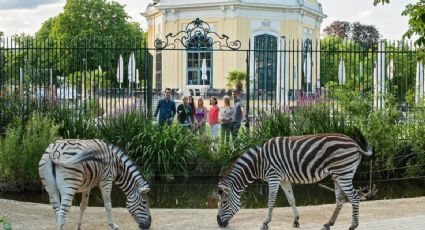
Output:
(324, 21), (380, 51)
(374, 0), (425, 47)
(323, 21), (351, 40)
(226, 70), (246, 94)
(351, 22), (380, 51)
(37, 0), (143, 41)
(402, 0), (425, 47)
(31, 0), (147, 79)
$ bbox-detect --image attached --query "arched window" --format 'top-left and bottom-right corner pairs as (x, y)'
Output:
(302, 38), (313, 93)
(186, 36), (213, 86)
(254, 34), (277, 92)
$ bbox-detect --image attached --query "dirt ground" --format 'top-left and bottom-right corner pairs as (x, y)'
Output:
(1, 197), (425, 230)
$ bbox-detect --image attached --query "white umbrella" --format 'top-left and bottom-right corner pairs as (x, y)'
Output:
(387, 59), (395, 80)
(135, 69), (140, 88)
(338, 59), (346, 85)
(201, 58), (208, 84)
(304, 51), (312, 84)
(117, 55), (124, 89)
(128, 52), (136, 83)
(415, 62), (424, 104)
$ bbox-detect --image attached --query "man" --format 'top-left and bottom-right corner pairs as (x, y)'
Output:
(231, 89), (244, 141)
(154, 88), (176, 126)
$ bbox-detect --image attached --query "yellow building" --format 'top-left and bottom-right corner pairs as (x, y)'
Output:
(142, 0), (326, 98)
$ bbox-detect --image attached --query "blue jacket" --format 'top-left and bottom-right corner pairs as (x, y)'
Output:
(154, 98), (176, 122)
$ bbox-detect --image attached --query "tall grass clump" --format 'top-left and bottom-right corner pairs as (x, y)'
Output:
(0, 113), (60, 186)
(98, 112), (199, 180)
(46, 101), (99, 139)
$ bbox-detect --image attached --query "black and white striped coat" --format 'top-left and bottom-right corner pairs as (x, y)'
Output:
(217, 133), (372, 230)
(38, 139), (151, 230)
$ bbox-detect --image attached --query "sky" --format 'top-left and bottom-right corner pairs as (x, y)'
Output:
(0, 0), (417, 40)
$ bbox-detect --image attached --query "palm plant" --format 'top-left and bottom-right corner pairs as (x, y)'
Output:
(226, 70), (247, 94)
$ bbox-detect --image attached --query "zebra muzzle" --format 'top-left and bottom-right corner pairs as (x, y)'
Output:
(217, 215), (229, 227)
(139, 215), (151, 229)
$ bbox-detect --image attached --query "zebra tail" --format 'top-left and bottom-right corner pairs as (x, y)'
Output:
(349, 127), (373, 157)
(51, 150), (103, 166)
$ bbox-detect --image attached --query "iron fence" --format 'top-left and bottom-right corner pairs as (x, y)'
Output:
(0, 36), (424, 129)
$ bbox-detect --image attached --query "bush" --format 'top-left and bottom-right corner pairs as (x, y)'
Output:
(0, 113), (60, 184)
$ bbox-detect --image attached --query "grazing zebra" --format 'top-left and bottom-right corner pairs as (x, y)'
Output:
(217, 132), (372, 230)
(38, 139), (151, 230)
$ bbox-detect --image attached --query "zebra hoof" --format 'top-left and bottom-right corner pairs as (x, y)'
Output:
(260, 223), (269, 230)
(348, 226), (357, 230)
(321, 224), (330, 230)
(292, 220), (300, 228)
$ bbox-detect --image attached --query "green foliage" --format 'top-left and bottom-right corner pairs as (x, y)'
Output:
(0, 94), (44, 136)
(98, 113), (198, 180)
(0, 214), (12, 230)
(374, 0), (425, 50)
(226, 70), (246, 93)
(0, 113), (60, 183)
(46, 101), (100, 139)
(36, 0), (144, 41)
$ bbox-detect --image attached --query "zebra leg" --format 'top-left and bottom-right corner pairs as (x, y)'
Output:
(261, 178), (281, 230)
(39, 158), (61, 219)
(77, 190), (91, 230)
(99, 180), (119, 230)
(280, 181), (300, 228)
(57, 192), (76, 230)
(340, 179), (360, 230)
(322, 181), (345, 230)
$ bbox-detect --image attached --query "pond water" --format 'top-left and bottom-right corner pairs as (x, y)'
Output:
(1, 177), (424, 209)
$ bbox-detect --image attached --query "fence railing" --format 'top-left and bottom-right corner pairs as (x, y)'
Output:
(0, 36), (424, 127)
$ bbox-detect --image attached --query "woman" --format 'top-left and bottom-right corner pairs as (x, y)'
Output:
(194, 97), (208, 134)
(219, 95), (234, 143)
(188, 95), (196, 128)
(177, 96), (192, 129)
(208, 96), (220, 139)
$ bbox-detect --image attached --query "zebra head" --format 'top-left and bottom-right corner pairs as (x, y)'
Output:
(217, 183), (241, 227)
(126, 186), (152, 229)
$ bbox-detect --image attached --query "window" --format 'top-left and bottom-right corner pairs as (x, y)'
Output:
(155, 51), (162, 89)
(254, 34), (277, 92)
(302, 38), (312, 93)
(186, 36), (213, 86)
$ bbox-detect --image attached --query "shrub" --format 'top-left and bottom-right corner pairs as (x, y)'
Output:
(0, 113), (60, 184)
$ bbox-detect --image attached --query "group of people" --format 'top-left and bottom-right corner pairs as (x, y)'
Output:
(154, 88), (243, 143)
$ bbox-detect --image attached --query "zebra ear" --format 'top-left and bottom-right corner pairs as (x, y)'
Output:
(138, 187), (150, 194)
(218, 185), (230, 195)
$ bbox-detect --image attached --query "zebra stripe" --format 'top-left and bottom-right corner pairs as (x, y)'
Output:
(38, 139), (151, 230)
(217, 133), (372, 230)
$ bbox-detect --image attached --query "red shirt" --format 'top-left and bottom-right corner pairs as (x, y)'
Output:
(209, 105), (220, 125)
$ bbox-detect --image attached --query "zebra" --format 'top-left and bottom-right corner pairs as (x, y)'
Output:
(38, 139), (152, 230)
(217, 132), (372, 230)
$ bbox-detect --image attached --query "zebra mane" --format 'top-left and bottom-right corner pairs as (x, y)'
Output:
(219, 145), (262, 183)
(107, 143), (149, 184)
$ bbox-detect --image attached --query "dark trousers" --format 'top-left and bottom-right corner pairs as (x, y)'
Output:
(221, 122), (233, 143)
(159, 118), (172, 127)
(232, 122), (241, 141)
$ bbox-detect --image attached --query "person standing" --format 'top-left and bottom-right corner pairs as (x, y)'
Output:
(232, 89), (244, 141)
(220, 95), (234, 143)
(194, 97), (207, 134)
(208, 96), (220, 139)
(188, 95), (196, 129)
(177, 96), (192, 129)
(154, 88), (176, 126)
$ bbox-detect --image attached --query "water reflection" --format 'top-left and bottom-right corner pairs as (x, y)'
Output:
(1, 178), (424, 208)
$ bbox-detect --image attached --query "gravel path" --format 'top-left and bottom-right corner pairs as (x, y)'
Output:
(1, 197), (424, 230)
